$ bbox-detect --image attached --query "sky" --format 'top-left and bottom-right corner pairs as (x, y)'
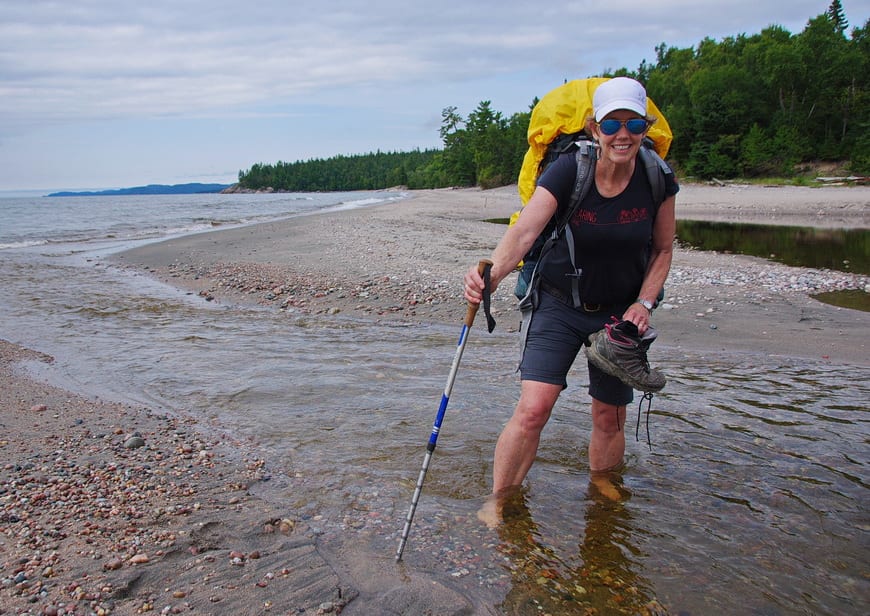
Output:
(1, 0), (867, 191)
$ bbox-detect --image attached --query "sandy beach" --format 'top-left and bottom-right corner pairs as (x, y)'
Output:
(2, 182), (869, 614)
(113, 182), (870, 363)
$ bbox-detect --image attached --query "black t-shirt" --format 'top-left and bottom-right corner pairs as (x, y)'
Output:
(537, 151), (679, 305)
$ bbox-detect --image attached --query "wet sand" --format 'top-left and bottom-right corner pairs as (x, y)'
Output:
(2, 182), (868, 614)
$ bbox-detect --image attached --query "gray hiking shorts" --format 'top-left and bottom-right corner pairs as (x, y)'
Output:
(519, 290), (633, 406)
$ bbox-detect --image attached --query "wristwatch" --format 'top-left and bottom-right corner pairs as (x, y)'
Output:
(637, 298), (654, 311)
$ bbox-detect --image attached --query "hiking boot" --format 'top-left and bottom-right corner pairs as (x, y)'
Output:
(586, 318), (666, 392)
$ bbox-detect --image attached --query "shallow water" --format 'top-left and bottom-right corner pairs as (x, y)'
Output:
(676, 220), (869, 274)
(1, 236), (867, 614)
(374, 351), (868, 615)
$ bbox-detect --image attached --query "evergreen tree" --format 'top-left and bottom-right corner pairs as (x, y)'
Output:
(439, 106), (476, 186)
(827, 0), (849, 34)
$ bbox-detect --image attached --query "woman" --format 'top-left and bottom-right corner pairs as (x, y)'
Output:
(464, 77), (678, 500)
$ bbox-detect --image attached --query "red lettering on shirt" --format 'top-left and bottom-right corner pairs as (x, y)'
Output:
(618, 208), (649, 224)
(573, 209), (597, 224)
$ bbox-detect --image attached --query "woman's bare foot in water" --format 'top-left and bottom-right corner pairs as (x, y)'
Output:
(477, 494), (504, 529)
(590, 471), (624, 502)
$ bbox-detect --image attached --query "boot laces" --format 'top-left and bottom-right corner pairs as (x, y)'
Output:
(636, 392), (654, 451)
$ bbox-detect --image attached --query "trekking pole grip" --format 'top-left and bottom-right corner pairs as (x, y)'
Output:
(465, 259), (493, 327)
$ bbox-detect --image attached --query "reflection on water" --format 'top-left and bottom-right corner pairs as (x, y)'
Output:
(813, 288), (870, 312)
(676, 220), (870, 312)
(676, 220), (869, 274)
(495, 484), (665, 615)
(1, 244), (868, 615)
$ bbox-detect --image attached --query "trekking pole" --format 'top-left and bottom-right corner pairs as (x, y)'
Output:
(395, 259), (493, 562)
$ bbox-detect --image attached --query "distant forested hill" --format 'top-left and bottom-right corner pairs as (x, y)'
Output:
(47, 183), (232, 197)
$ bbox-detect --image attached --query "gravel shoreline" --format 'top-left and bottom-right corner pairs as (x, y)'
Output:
(2, 182), (869, 615)
(0, 342), (361, 616)
(114, 183), (870, 363)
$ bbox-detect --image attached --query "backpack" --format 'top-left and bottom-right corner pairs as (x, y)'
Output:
(512, 79), (674, 301)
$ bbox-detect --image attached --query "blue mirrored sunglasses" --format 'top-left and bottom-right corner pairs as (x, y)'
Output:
(597, 118), (649, 135)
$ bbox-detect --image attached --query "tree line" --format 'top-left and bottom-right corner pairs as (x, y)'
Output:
(238, 2), (867, 191)
(239, 149), (441, 192)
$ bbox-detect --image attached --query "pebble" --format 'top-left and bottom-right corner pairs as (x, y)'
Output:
(0, 402), (270, 614)
(124, 436), (146, 449)
(156, 246), (868, 327)
(668, 261), (868, 303)
(163, 261), (470, 322)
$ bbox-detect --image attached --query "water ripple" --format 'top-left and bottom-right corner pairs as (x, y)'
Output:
(0, 247), (867, 615)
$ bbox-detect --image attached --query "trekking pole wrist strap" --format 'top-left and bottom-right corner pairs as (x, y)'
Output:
(481, 261), (496, 333)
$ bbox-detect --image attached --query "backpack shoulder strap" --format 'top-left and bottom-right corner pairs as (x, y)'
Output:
(531, 138), (596, 308)
(638, 141), (672, 207)
(554, 138), (597, 235)
(534, 137), (597, 261)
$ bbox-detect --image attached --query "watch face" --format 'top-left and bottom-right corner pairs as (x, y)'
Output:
(640, 299), (653, 310)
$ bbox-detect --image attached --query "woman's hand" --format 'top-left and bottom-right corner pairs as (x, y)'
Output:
(622, 302), (651, 335)
(463, 265), (485, 305)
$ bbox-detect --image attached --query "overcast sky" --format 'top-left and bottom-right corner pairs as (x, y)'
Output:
(1, 0), (865, 191)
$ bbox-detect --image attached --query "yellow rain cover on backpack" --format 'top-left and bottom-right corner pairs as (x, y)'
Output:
(514, 78), (673, 223)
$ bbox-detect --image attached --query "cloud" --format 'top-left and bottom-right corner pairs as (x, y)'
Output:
(2, 1), (836, 120)
(0, 0), (863, 189)
(4, 2), (535, 119)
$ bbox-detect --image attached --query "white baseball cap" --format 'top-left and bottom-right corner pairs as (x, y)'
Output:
(593, 77), (648, 122)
